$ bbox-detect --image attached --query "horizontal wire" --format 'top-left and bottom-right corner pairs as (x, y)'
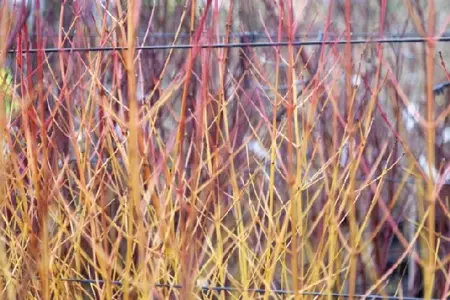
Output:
(53, 277), (434, 300)
(7, 35), (450, 54)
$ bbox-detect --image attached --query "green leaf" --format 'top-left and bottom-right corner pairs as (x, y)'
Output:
(0, 68), (19, 116)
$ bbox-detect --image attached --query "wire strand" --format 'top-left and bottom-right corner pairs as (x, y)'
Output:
(7, 35), (450, 54)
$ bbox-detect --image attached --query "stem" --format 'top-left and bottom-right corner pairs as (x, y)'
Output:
(124, 0), (146, 298)
(284, 1), (302, 298)
(424, 1), (436, 299)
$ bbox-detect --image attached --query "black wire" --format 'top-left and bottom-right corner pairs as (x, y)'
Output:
(51, 277), (437, 300)
(7, 35), (450, 54)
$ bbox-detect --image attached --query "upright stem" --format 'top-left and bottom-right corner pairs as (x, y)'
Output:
(175, 1), (210, 299)
(263, 1), (283, 298)
(35, 1), (50, 298)
(343, 0), (358, 298)
(124, 0), (145, 298)
(285, 1), (302, 299)
(215, 3), (233, 298)
(424, 1), (436, 299)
